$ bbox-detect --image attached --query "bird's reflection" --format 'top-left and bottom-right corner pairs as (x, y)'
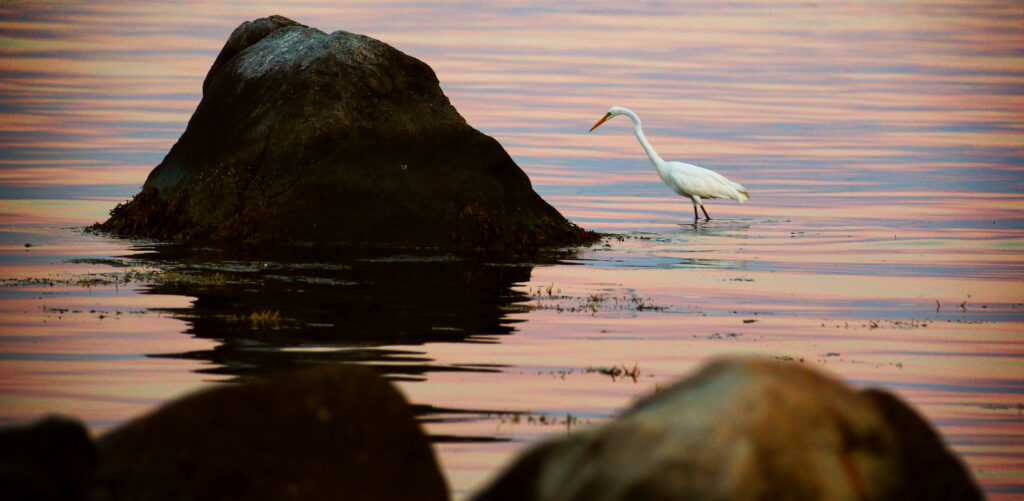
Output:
(680, 219), (752, 236)
(585, 222), (752, 271)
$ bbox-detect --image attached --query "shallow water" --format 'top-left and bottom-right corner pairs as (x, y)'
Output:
(2, 1), (1023, 498)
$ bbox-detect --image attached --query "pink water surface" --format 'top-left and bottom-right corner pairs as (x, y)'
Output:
(1, 1), (1022, 498)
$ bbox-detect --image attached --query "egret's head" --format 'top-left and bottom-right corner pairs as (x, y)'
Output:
(589, 106), (629, 132)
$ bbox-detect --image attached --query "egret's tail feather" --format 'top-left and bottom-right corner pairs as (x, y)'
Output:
(728, 181), (749, 203)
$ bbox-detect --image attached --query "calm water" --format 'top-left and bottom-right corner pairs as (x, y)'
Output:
(2, 1), (1023, 498)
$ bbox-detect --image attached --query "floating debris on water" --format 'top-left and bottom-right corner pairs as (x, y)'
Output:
(492, 410), (589, 433)
(528, 290), (667, 315)
(585, 363), (641, 383)
(697, 332), (744, 340)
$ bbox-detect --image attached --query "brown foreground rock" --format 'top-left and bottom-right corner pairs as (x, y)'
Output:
(471, 357), (982, 501)
(95, 15), (595, 252)
(0, 417), (97, 501)
(91, 365), (448, 501)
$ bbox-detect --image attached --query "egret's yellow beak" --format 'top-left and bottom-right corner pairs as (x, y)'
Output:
(589, 113), (611, 132)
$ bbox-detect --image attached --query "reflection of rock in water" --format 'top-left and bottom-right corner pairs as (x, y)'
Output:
(134, 245), (537, 380)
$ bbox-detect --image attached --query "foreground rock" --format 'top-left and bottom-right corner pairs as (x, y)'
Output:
(472, 357), (981, 501)
(1, 358), (981, 500)
(96, 15), (595, 252)
(93, 365), (447, 501)
(0, 365), (447, 501)
(0, 417), (97, 501)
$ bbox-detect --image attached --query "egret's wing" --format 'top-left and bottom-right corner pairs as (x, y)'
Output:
(667, 162), (748, 202)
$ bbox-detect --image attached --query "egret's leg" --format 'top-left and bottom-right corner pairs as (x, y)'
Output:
(701, 204), (711, 220)
(691, 199), (699, 220)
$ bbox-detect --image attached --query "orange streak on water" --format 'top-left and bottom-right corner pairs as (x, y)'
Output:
(0, 165), (152, 186)
(0, 199), (113, 225)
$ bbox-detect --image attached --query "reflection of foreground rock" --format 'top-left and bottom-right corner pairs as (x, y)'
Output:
(473, 357), (981, 501)
(96, 15), (595, 252)
(1, 358), (980, 501)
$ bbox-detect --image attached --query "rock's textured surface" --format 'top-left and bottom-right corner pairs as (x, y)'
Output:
(97, 15), (594, 251)
(472, 357), (982, 501)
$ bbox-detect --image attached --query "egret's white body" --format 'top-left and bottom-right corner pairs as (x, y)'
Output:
(589, 106), (748, 220)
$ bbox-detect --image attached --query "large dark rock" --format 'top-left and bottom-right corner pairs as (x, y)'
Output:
(472, 357), (982, 501)
(0, 416), (97, 501)
(97, 15), (595, 252)
(91, 365), (448, 501)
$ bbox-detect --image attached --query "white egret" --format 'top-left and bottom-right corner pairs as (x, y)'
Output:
(589, 106), (749, 220)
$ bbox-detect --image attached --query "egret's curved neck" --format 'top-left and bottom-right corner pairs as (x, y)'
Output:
(622, 110), (662, 165)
